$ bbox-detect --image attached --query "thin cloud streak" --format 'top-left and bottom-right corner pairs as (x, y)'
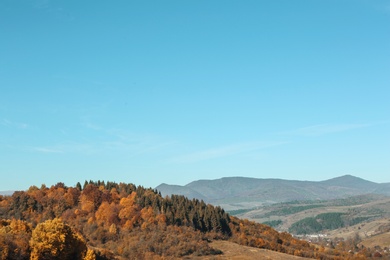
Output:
(33, 147), (64, 154)
(101, 140), (175, 157)
(281, 123), (371, 136)
(31, 140), (171, 156)
(30, 124), (174, 157)
(167, 141), (288, 164)
(1, 119), (29, 129)
(31, 142), (96, 155)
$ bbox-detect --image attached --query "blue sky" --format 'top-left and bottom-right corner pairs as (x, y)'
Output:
(1, 0), (389, 191)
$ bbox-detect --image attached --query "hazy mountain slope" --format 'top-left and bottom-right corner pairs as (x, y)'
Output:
(0, 191), (14, 196)
(374, 183), (390, 196)
(157, 175), (388, 210)
(319, 174), (379, 190)
(155, 183), (207, 200)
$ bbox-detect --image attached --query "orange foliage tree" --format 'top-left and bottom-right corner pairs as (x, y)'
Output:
(29, 218), (87, 260)
(118, 192), (141, 230)
(0, 219), (31, 260)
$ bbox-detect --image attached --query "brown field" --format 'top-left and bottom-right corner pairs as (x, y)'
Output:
(327, 218), (390, 242)
(188, 240), (308, 260)
(359, 232), (390, 249)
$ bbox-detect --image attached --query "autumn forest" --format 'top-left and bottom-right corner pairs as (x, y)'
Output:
(0, 181), (369, 259)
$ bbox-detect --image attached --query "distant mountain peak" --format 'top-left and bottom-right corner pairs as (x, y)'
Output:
(332, 174), (362, 180)
(322, 174), (377, 186)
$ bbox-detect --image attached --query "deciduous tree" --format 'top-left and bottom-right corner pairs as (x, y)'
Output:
(29, 218), (87, 260)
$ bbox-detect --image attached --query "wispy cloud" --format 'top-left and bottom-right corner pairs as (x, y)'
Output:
(31, 0), (76, 21)
(101, 139), (175, 157)
(32, 0), (50, 9)
(1, 119), (29, 129)
(167, 141), (287, 164)
(103, 128), (176, 155)
(30, 142), (96, 155)
(31, 125), (174, 157)
(33, 147), (63, 154)
(281, 123), (370, 136)
(83, 122), (102, 130)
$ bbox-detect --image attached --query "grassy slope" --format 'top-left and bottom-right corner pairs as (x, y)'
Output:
(199, 241), (307, 260)
(359, 232), (390, 249)
(326, 218), (390, 242)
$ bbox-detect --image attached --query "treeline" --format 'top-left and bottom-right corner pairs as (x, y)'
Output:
(262, 219), (282, 228)
(263, 204), (323, 217)
(289, 212), (370, 235)
(0, 181), (229, 259)
(0, 181), (367, 259)
(2, 181), (230, 234)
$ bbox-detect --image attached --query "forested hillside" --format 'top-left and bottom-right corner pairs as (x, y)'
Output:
(0, 181), (367, 259)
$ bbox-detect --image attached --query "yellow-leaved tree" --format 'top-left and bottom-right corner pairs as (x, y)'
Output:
(29, 218), (87, 260)
(0, 219), (32, 260)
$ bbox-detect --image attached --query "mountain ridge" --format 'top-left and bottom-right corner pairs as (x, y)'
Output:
(156, 175), (390, 210)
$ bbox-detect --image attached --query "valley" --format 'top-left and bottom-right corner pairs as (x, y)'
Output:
(236, 194), (390, 233)
(158, 175), (390, 255)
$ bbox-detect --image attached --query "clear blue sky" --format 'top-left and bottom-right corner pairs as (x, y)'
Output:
(1, 0), (389, 191)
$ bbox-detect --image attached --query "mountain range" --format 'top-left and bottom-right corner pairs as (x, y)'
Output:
(156, 175), (390, 210)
